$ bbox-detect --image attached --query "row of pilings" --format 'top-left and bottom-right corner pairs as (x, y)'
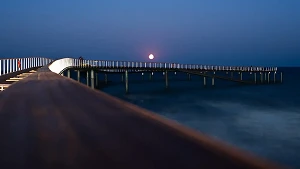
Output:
(63, 69), (283, 93)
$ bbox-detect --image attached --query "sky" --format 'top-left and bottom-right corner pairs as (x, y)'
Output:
(0, 0), (299, 66)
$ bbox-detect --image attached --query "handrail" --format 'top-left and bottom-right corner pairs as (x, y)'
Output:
(48, 58), (278, 74)
(0, 57), (53, 76)
(48, 58), (75, 74)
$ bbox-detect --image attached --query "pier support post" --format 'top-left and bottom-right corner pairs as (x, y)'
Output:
(105, 73), (108, 84)
(254, 73), (257, 84)
(231, 72), (233, 79)
(212, 72), (215, 86)
(260, 73), (263, 83)
(125, 70), (129, 93)
(273, 72), (276, 83)
(267, 73), (270, 83)
(95, 72), (98, 87)
(165, 70), (168, 89)
(91, 70), (94, 89)
(204, 76), (206, 86)
(121, 74), (124, 82)
(150, 72), (153, 80)
(77, 70), (80, 82)
(240, 72), (243, 81)
(67, 70), (70, 78)
(280, 72), (283, 83)
(86, 71), (89, 86)
(264, 73), (267, 81)
(188, 73), (191, 80)
(142, 73), (144, 80)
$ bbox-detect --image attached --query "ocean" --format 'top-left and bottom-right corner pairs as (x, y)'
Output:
(82, 67), (299, 168)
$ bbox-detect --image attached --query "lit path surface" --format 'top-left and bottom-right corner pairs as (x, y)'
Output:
(0, 68), (284, 169)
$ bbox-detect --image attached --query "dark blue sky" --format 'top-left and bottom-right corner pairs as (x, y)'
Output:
(0, 0), (299, 66)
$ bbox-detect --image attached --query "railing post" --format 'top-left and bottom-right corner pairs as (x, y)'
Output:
(12, 59), (14, 72)
(6, 59), (9, 74)
(14, 59), (17, 71)
(9, 59), (12, 73)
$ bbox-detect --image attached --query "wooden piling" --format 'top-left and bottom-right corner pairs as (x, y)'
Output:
(105, 74), (108, 84)
(212, 72), (215, 86)
(91, 70), (94, 89)
(67, 70), (70, 78)
(86, 71), (89, 86)
(125, 70), (129, 93)
(77, 70), (80, 82)
(165, 70), (168, 89)
(240, 72), (243, 81)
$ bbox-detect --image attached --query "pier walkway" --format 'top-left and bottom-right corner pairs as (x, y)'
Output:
(0, 57), (285, 168)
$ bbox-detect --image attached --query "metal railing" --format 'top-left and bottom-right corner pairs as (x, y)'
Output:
(48, 58), (278, 74)
(0, 57), (53, 76)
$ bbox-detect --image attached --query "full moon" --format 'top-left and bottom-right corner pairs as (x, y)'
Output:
(149, 54), (154, 60)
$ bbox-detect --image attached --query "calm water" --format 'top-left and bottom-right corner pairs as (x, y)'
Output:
(97, 68), (300, 168)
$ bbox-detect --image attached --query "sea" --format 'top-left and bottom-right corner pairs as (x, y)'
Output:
(82, 67), (299, 168)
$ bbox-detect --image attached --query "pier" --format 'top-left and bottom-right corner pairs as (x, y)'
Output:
(0, 57), (284, 169)
(50, 58), (281, 93)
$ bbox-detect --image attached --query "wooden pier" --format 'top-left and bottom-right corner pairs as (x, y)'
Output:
(0, 57), (286, 168)
(0, 66), (285, 169)
(51, 58), (282, 93)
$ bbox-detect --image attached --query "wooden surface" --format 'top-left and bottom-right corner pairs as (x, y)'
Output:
(0, 67), (41, 84)
(0, 67), (284, 169)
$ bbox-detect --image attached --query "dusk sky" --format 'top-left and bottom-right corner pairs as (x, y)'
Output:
(0, 0), (299, 66)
